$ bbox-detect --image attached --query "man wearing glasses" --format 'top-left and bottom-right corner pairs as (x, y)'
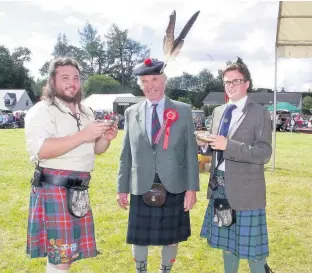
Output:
(197, 59), (274, 273)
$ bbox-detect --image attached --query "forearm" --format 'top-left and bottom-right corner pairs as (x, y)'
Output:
(94, 136), (110, 155)
(38, 131), (85, 160)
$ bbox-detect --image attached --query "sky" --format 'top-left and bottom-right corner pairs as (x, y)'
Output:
(1, 0), (312, 92)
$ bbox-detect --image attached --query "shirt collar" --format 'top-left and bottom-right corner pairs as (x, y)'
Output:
(229, 95), (248, 109)
(146, 95), (166, 109)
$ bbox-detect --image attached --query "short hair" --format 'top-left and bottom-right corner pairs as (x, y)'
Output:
(222, 62), (251, 82)
(136, 73), (168, 87)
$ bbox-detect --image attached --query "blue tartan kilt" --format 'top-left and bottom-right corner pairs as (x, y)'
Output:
(126, 191), (191, 246)
(200, 186), (269, 260)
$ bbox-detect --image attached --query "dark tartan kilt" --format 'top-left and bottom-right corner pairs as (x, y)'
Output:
(127, 190), (191, 246)
(26, 168), (98, 265)
(200, 186), (269, 260)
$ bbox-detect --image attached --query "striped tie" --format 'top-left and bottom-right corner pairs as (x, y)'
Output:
(151, 104), (161, 144)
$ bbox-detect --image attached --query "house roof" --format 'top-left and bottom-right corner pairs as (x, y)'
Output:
(7, 93), (16, 99)
(0, 89), (27, 111)
(202, 92), (302, 106)
(114, 96), (146, 104)
(82, 93), (134, 111)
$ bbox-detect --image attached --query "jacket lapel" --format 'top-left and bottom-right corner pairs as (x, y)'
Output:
(215, 105), (227, 134)
(136, 101), (152, 146)
(227, 97), (253, 139)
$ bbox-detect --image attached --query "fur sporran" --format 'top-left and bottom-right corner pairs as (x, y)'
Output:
(213, 198), (236, 227)
(67, 186), (90, 218)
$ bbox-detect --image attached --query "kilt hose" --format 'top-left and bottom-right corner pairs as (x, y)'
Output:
(26, 168), (98, 265)
(200, 177), (269, 260)
(126, 190), (191, 246)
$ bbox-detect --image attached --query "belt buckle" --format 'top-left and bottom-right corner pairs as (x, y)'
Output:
(67, 178), (82, 187)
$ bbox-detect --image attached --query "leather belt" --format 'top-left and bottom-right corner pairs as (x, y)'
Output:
(41, 173), (90, 188)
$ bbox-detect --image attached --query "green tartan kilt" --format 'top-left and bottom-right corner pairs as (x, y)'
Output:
(200, 186), (269, 260)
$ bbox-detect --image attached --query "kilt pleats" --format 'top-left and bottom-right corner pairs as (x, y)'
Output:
(127, 191), (191, 246)
(200, 186), (269, 260)
(26, 169), (98, 265)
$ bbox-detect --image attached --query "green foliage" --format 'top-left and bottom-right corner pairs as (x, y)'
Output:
(83, 74), (122, 96)
(40, 22), (150, 90)
(0, 45), (37, 102)
(177, 96), (192, 105)
(302, 95), (312, 114)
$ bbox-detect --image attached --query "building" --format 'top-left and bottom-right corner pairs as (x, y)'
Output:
(202, 92), (303, 109)
(0, 89), (33, 112)
(113, 96), (146, 114)
(82, 93), (135, 112)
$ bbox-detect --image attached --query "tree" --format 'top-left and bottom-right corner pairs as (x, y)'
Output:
(0, 45), (37, 102)
(79, 22), (107, 76)
(105, 24), (150, 89)
(302, 96), (312, 114)
(83, 74), (121, 96)
(177, 96), (192, 105)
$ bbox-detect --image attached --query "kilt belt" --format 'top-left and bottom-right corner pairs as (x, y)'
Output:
(41, 173), (90, 188)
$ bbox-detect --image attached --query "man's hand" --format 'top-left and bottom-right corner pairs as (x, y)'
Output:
(184, 191), (197, 211)
(80, 121), (108, 143)
(207, 135), (228, 151)
(116, 193), (129, 210)
(103, 124), (118, 141)
(196, 139), (207, 147)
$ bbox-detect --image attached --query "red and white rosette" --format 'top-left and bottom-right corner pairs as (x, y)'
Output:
(154, 108), (179, 149)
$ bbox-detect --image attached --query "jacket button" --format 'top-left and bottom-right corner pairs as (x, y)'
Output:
(153, 151), (156, 154)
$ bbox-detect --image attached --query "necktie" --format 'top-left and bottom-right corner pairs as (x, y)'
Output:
(151, 104), (161, 144)
(219, 104), (237, 137)
(216, 104), (237, 168)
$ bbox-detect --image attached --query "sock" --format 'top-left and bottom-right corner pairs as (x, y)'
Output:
(132, 245), (148, 273)
(248, 259), (266, 273)
(46, 261), (69, 273)
(223, 251), (239, 273)
(160, 245), (178, 272)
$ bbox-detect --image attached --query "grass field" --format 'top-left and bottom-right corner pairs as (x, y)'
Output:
(0, 129), (311, 273)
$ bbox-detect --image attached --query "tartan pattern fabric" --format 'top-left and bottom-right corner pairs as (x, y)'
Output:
(127, 190), (191, 246)
(26, 168), (98, 265)
(200, 185), (269, 260)
(151, 104), (161, 144)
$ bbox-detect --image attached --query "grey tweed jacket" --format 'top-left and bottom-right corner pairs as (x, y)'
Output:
(204, 97), (272, 211)
(117, 97), (200, 195)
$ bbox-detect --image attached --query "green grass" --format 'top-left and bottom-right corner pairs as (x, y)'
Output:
(0, 130), (311, 273)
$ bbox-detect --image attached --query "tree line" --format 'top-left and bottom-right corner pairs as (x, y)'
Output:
(1, 21), (312, 111)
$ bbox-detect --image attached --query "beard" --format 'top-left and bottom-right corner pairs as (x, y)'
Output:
(55, 88), (82, 103)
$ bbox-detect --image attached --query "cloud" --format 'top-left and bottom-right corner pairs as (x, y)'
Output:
(0, 11), (5, 16)
(3, 0), (312, 91)
(65, 16), (84, 26)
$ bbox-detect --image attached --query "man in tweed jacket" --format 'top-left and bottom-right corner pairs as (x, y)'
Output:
(116, 58), (199, 273)
(198, 59), (274, 273)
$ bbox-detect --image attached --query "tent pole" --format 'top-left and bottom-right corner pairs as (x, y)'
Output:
(272, 46), (278, 172)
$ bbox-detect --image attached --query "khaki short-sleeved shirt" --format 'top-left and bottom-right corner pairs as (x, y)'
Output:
(25, 98), (96, 172)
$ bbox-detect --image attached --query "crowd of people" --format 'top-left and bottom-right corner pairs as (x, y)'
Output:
(0, 111), (25, 129)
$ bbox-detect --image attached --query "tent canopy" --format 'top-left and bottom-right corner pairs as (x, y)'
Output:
(276, 1), (312, 58)
(267, 102), (300, 113)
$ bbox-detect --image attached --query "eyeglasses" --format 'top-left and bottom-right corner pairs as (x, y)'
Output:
(223, 79), (246, 87)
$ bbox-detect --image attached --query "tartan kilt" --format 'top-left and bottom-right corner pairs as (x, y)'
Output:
(26, 168), (98, 265)
(200, 186), (269, 260)
(126, 191), (191, 246)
